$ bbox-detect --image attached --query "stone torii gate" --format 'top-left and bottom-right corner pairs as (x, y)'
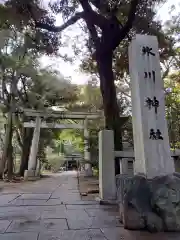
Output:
(23, 109), (102, 180)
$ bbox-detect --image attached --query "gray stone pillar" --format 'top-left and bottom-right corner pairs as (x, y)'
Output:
(120, 158), (128, 175)
(66, 160), (68, 171)
(99, 130), (116, 200)
(24, 117), (41, 180)
(84, 118), (92, 176)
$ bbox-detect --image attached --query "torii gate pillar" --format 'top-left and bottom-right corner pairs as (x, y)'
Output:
(24, 117), (41, 180)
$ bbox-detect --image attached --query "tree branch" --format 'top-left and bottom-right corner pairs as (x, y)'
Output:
(162, 58), (174, 79)
(35, 6), (107, 34)
(79, 0), (100, 47)
(111, 0), (139, 50)
(90, 0), (102, 9)
(80, 1), (109, 29)
(119, 0), (139, 39)
(90, 0), (112, 15)
(162, 66), (170, 80)
(35, 12), (84, 32)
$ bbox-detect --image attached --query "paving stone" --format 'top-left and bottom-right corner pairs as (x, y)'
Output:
(85, 208), (119, 217)
(9, 199), (47, 206)
(2, 172), (179, 239)
(4, 205), (64, 213)
(41, 209), (89, 220)
(70, 200), (97, 205)
(45, 199), (65, 205)
(66, 204), (96, 210)
(0, 220), (11, 233)
(66, 204), (114, 210)
(0, 195), (20, 206)
(39, 229), (106, 240)
(91, 216), (121, 228)
(18, 194), (51, 200)
(40, 209), (121, 230)
(0, 206), (51, 220)
(40, 211), (66, 219)
(43, 219), (68, 231)
(41, 207), (69, 218)
(101, 227), (180, 240)
(0, 207), (28, 213)
(0, 232), (38, 240)
(21, 206), (48, 212)
(49, 194), (81, 202)
(50, 200), (97, 205)
(0, 205), (42, 211)
(6, 219), (41, 233)
(0, 211), (40, 221)
(67, 215), (121, 230)
(38, 205), (66, 213)
(52, 189), (79, 194)
(6, 218), (68, 233)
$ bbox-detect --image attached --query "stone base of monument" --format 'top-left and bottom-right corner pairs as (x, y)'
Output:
(116, 173), (180, 232)
(24, 170), (40, 181)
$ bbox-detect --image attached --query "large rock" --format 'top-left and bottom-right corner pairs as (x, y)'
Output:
(116, 174), (134, 223)
(151, 175), (180, 231)
(116, 173), (180, 232)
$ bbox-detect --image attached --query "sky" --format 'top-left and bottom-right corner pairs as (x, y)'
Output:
(40, 0), (180, 85)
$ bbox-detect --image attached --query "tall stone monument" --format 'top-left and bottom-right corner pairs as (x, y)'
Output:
(128, 34), (175, 178)
(115, 35), (180, 232)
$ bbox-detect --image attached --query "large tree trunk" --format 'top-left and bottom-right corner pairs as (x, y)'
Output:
(0, 111), (13, 179)
(7, 141), (13, 180)
(36, 139), (46, 176)
(97, 52), (123, 175)
(7, 119), (13, 180)
(19, 128), (33, 177)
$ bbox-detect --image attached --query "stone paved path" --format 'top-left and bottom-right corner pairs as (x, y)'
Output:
(0, 171), (179, 240)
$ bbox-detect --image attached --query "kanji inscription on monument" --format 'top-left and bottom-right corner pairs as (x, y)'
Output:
(129, 35), (174, 178)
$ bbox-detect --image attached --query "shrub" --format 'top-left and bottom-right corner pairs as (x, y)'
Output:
(45, 154), (65, 173)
